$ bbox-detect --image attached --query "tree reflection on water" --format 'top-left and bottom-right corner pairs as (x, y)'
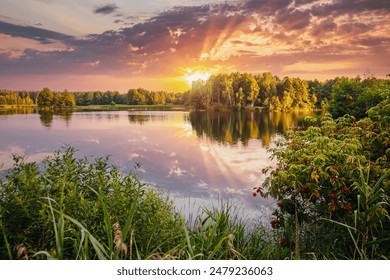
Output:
(188, 110), (316, 147)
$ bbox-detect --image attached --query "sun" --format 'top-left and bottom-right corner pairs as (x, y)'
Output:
(184, 70), (211, 85)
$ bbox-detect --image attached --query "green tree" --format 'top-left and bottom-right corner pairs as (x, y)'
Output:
(190, 80), (210, 110)
(328, 77), (364, 118)
(62, 90), (76, 107)
(37, 88), (54, 108)
(256, 72), (278, 105)
(237, 73), (259, 107)
(212, 74), (233, 105)
(127, 89), (146, 105)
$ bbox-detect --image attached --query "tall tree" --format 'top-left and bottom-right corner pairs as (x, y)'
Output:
(328, 77), (364, 118)
(37, 88), (54, 108)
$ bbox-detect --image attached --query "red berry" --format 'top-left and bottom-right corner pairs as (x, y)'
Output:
(270, 220), (279, 229)
(303, 159), (307, 164)
(277, 202), (283, 208)
(342, 186), (348, 192)
(329, 193), (335, 199)
(252, 192), (257, 197)
(300, 188), (306, 193)
(344, 204), (352, 211)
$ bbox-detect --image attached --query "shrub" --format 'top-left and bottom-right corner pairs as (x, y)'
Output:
(261, 114), (389, 259)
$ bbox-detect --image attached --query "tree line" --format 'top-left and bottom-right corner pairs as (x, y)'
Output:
(0, 88), (183, 108)
(186, 72), (389, 115)
(186, 72), (318, 110)
(1, 73), (388, 116)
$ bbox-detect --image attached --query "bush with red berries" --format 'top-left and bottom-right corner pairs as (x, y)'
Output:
(261, 113), (389, 259)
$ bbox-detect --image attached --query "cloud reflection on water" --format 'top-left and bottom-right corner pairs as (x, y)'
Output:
(1, 109), (314, 222)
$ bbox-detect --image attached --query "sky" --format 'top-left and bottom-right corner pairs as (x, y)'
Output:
(0, 0), (389, 92)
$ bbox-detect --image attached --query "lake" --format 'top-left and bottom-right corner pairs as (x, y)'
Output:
(0, 108), (314, 223)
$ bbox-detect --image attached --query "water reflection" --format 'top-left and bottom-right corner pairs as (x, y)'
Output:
(128, 113), (169, 124)
(38, 109), (74, 127)
(0, 108), (75, 127)
(0, 107), (37, 116)
(0, 109), (315, 222)
(189, 110), (315, 146)
(1, 108), (313, 144)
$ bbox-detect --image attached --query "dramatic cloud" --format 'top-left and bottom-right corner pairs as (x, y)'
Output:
(94, 4), (119, 15)
(0, 0), (389, 91)
(0, 21), (76, 44)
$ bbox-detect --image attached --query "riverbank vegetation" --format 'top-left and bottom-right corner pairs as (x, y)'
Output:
(0, 147), (282, 260)
(258, 76), (389, 259)
(260, 114), (389, 259)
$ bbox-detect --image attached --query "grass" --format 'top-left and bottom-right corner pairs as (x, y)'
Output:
(0, 104), (186, 112)
(75, 104), (185, 111)
(0, 105), (37, 109)
(0, 147), (278, 260)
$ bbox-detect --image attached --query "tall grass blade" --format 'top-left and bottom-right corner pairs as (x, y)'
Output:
(0, 220), (12, 260)
(45, 197), (64, 260)
(60, 211), (109, 260)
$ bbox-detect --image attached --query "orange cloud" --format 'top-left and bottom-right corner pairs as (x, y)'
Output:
(0, 0), (389, 91)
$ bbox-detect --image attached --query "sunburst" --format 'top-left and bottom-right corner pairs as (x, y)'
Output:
(184, 70), (211, 85)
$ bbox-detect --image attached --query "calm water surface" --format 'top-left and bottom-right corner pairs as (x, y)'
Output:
(0, 108), (314, 222)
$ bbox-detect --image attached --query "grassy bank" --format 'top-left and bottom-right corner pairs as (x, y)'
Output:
(0, 105), (37, 109)
(75, 104), (185, 111)
(0, 147), (284, 260)
(0, 104), (186, 112)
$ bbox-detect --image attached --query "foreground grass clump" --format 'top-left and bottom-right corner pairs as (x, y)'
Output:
(0, 147), (278, 260)
(0, 147), (183, 260)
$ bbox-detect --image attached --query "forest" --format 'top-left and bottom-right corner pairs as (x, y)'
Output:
(1, 72), (389, 116)
(0, 88), (183, 108)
